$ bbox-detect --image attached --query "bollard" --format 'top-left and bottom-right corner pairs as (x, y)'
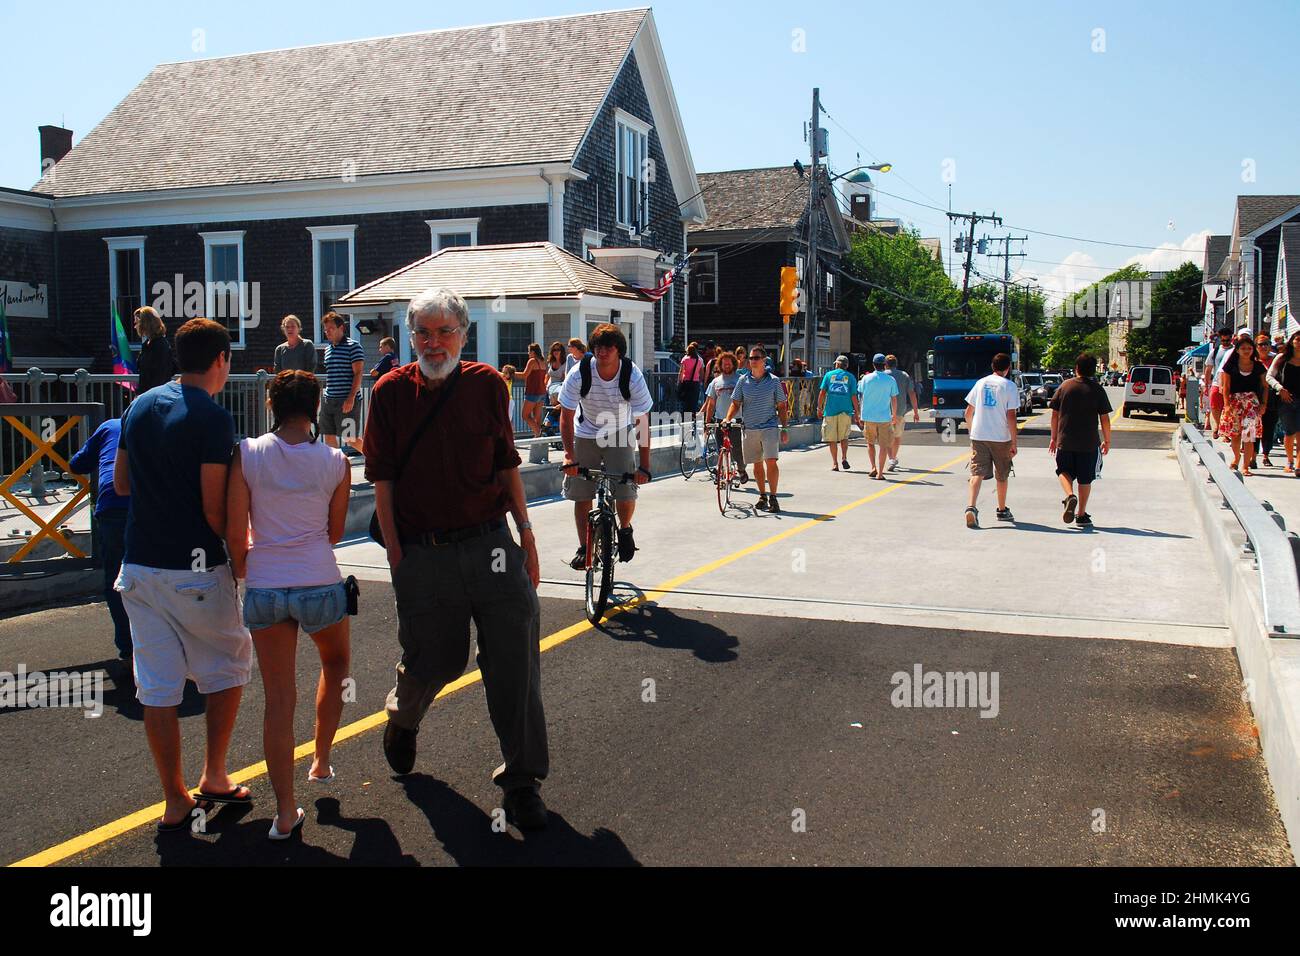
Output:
(528, 441), (549, 465)
(255, 369), (270, 437)
(73, 369), (91, 447)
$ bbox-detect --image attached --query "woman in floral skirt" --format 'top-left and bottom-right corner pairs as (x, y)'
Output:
(1218, 335), (1268, 476)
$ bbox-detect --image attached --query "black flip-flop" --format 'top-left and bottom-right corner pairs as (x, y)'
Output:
(197, 784), (253, 806)
(157, 798), (219, 834)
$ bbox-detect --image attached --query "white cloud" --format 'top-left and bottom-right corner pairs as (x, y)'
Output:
(1019, 229), (1211, 308)
(1121, 229), (1211, 273)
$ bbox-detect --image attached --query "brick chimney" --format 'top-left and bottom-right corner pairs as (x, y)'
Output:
(39, 125), (73, 176)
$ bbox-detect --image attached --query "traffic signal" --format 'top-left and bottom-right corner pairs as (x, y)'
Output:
(779, 266), (799, 316)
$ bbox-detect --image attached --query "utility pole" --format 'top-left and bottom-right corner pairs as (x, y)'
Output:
(804, 87), (821, 370)
(947, 210), (1001, 326)
(985, 234), (1028, 332)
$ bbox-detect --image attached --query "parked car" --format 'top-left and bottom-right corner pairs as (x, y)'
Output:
(1122, 365), (1178, 420)
(1021, 372), (1044, 406)
(1011, 371), (1035, 416)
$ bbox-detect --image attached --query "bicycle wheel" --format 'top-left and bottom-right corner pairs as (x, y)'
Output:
(703, 424), (719, 480)
(678, 420), (703, 479)
(715, 446), (731, 514)
(585, 513), (615, 623)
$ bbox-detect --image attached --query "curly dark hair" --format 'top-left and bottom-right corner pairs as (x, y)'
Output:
(268, 370), (321, 435)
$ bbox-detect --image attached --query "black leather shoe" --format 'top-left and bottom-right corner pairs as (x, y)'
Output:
(383, 722), (417, 775)
(503, 788), (549, 830)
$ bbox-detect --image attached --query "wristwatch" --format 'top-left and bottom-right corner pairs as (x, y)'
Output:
(516, 520), (533, 533)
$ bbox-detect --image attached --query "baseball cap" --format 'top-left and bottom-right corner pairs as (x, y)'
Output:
(834, 354), (849, 366)
(872, 352), (887, 366)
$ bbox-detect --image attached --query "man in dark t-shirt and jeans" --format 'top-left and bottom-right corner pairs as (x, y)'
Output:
(1049, 352), (1112, 527)
(114, 318), (253, 831)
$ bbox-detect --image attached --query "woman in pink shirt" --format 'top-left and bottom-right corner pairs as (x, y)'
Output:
(226, 371), (352, 840)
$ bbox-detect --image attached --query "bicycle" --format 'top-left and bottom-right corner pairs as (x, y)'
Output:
(573, 466), (636, 623)
(707, 421), (744, 514)
(678, 413), (707, 479)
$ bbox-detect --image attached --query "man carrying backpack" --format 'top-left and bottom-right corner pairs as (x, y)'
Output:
(558, 323), (654, 570)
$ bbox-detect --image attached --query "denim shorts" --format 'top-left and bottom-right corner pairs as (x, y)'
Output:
(243, 581), (347, 634)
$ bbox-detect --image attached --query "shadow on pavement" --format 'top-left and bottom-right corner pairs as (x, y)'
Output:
(400, 775), (640, 866)
(151, 797), (416, 866)
(598, 597), (739, 664)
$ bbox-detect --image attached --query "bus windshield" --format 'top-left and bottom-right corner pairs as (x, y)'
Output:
(934, 353), (993, 379)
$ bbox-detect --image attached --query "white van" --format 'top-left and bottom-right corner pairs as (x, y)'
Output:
(1123, 366), (1178, 420)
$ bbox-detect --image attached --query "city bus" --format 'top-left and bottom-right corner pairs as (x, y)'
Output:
(927, 334), (1021, 433)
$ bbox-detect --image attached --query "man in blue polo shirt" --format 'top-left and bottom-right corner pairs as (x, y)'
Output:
(724, 345), (790, 512)
(818, 355), (861, 471)
(321, 311), (365, 454)
(114, 318), (252, 830)
(857, 353), (900, 480)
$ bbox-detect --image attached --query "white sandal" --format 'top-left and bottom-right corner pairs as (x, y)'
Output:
(268, 807), (305, 841)
(307, 765), (335, 784)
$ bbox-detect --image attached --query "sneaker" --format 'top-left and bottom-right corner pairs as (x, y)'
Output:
(964, 506), (978, 529)
(755, 495), (770, 512)
(503, 787), (549, 830)
(616, 526), (637, 563)
(996, 507), (1014, 521)
(1062, 494), (1077, 524)
(768, 497), (782, 514)
(887, 458), (898, 472)
(1263, 456), (1273, 467)
(382, 722), (418, 776)
(842, 459), (850, 470)
(569, 545), (587, 571)
(1074, 512), (1093, 527)
(737, 470), (750, 484)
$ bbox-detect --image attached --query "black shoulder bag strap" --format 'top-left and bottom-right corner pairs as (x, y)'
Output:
(368, 364), (462, 546)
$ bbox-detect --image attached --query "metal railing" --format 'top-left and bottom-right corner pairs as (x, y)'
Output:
(1178, 423), (1300, 637)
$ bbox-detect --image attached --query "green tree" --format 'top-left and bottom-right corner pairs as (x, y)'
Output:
(1044, 264), (1148, 370)
(840, 228), (962, 369)
(1124, 261), (1202, 367)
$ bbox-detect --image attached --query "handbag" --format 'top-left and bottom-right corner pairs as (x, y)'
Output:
(368, 365), (462, 547)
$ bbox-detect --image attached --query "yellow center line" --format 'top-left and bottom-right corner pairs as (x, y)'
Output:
(9, 446), (967, 868)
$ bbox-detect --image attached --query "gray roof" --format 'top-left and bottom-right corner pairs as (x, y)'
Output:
(1203, 234), (1231, 280)
(688, 167), (811, 234)
(1236, 195), (1300, 240)
(335, 241), (651, 307)
(34, 9), (648, 197)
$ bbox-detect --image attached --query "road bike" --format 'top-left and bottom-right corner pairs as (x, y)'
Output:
(575, 466), (636, 623)
(678, 413), (713, 480)
(708, 422), (744, 514)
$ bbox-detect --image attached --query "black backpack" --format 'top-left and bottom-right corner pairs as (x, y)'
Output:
(577, 354), (633, 424)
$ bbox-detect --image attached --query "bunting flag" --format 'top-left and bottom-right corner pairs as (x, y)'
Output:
(110, 306), (138, 392)
(0, 296), (12, 374)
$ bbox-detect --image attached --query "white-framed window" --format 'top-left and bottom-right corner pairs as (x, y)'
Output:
(200, 230), (246, 347)
(582, 229), (605, 262)
(427, 217), (480, 252)
(615, 109), (652, 234)
(688, 251), (717, 305)
(307, 225), (356, 344)
(104, 236), (146, 346)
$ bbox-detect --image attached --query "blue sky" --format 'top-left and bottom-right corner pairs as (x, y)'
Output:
(3, 0), (1297, 304)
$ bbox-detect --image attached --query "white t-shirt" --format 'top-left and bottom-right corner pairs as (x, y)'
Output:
(964, 373), (1020, 443)
(559, 357), (655, 443)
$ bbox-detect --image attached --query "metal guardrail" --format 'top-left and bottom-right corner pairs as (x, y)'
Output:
(1178, 423), (1300, 637)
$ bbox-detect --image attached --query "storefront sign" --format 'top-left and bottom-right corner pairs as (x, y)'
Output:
(1, 281), (48, 318)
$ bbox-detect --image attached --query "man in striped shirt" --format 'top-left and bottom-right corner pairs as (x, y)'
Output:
(320, 311), (365, 454)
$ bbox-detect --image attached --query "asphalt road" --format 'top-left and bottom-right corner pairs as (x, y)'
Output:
(0, 583), (1290, 867)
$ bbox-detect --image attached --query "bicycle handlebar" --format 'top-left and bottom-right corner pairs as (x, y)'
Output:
(576, 466), (637, 484)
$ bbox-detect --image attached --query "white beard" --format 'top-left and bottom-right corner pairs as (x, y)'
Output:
(418, 352), (460, 381)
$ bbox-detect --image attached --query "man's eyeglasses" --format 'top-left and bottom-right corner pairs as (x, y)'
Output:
(410, 325), (463, 342)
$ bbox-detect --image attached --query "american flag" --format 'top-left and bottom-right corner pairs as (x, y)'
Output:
(639, 249), (697, 301)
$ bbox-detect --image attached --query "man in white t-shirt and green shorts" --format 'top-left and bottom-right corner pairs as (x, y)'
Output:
(963, 352), (1020, 528)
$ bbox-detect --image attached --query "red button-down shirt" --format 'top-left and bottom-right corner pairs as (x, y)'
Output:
(363, 361), (521, 534)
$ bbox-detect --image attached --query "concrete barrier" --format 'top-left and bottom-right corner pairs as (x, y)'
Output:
(1175, 428), (1300, 858)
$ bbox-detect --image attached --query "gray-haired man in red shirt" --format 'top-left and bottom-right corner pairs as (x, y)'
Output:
(364, 287), (548, 830)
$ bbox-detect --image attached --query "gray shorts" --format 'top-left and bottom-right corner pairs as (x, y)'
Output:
(319, 395), (361, 441)
(563, 436), (638, 501)
(742, 426), (781, 463)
